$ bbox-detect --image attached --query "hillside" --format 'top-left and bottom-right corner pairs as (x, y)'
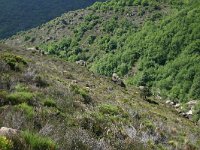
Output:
(0, 44), (200, 149)
(4, 0), (200, 103)
(1, 0), (200, 149)
(0, 0), (106, 39)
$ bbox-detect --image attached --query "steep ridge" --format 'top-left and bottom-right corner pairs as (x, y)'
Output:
(0, 43), (200, 149)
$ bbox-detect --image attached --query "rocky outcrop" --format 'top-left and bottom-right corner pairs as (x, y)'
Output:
(165, 100), (197, 120)
(0, 127), (19, 137)
(111, 73), (126, 88)
(76, 60), (87, 66)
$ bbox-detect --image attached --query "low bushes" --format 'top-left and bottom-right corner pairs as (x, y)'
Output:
(43, 98), (57, 107)
(0, 53), (27, 71)
(0, 136), (13, 150)
(21, 131), (56, 150)
(16, 103), (35, 119)
(6, 91), (34, 105)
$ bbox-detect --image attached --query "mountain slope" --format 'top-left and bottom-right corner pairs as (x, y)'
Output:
(0, 0), (106, 39)
(4, 0), (200, 103)
(0, 44), (200, 149)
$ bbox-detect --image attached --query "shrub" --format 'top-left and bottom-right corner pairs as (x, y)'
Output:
(16, 103), (35, 118)
(6, 92), (34, 104)
(0, 136), (13, 150)
(87, 35), (96, 44)
(0, 60), (10, 72)
(24, 36), (31, 41)
(192, 101), (200, 122)
(0, 53), (27, 71)
(70, 85), (91, 104)
(43, 98), (57, 107)
(99, 104), (121, 115)
(34, 75), (49, 88)
(0, 90), (8, 99)
(71, 139), (90, 150)
(21, 131), (56, 150)
(14, 84), (29, 92)
(142, 120), (156, 131)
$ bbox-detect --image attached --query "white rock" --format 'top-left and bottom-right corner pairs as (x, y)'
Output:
(169, 101), (175, 105)
(0, 127), (18, 136)
(186, 110), (193, 115)
(125, 126), (137, 139)
(174, 103), (180, 108)
(139, 86), (145, 90)
(27, 47), (37, 51)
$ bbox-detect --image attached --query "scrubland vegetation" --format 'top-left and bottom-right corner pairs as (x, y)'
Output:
(1, 0), (200, 149)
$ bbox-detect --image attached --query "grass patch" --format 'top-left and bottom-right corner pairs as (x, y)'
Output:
(99, 104), (121, 116)
(14, 84), (29, 92)
(16, 103), (35, 118)
(43, 98), (57, 107)
(21, 131), (56, 150)
(6, 91), (34, 105)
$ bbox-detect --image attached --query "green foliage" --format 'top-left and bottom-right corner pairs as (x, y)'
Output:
(36, 0), (200, 103)
(0, 136), (13, 150)
(87, 35), (96, 44)
(142, 120), (156, 131)
(14, 84), (29, 92)
(0, 53), (27, 71)
(6, 92), (34, 104)
(21, 131), (56, 150)
(43, 98), (57, 107)
(99, 104), (121, 115)
(34, 75), (49, 88)
(16, 103), (35, 118)
(80, 104), (129, 138)
(70, 84), (91, 104)
(91, 1), (200, 102)
(0, 90), (8, 100)
(192, 101), (200, 122)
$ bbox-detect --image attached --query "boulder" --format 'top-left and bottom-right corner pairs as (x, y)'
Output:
(139, 86), (145, 90)
(186, 110), (193, 116)
(174, 103), (181, 108)
(0, 127), (18, 137)
(112, 73), (119, 82)
(76, 60), (86, 66)
(169, 101), (175, 106)
(27, 47), (38, 51)
(71, 80), (78, 84)
(181, 112), (188, 118)
(111, 73), (126, 88)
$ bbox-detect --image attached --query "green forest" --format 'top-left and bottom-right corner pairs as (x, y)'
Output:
(37, 0), (200, 102)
